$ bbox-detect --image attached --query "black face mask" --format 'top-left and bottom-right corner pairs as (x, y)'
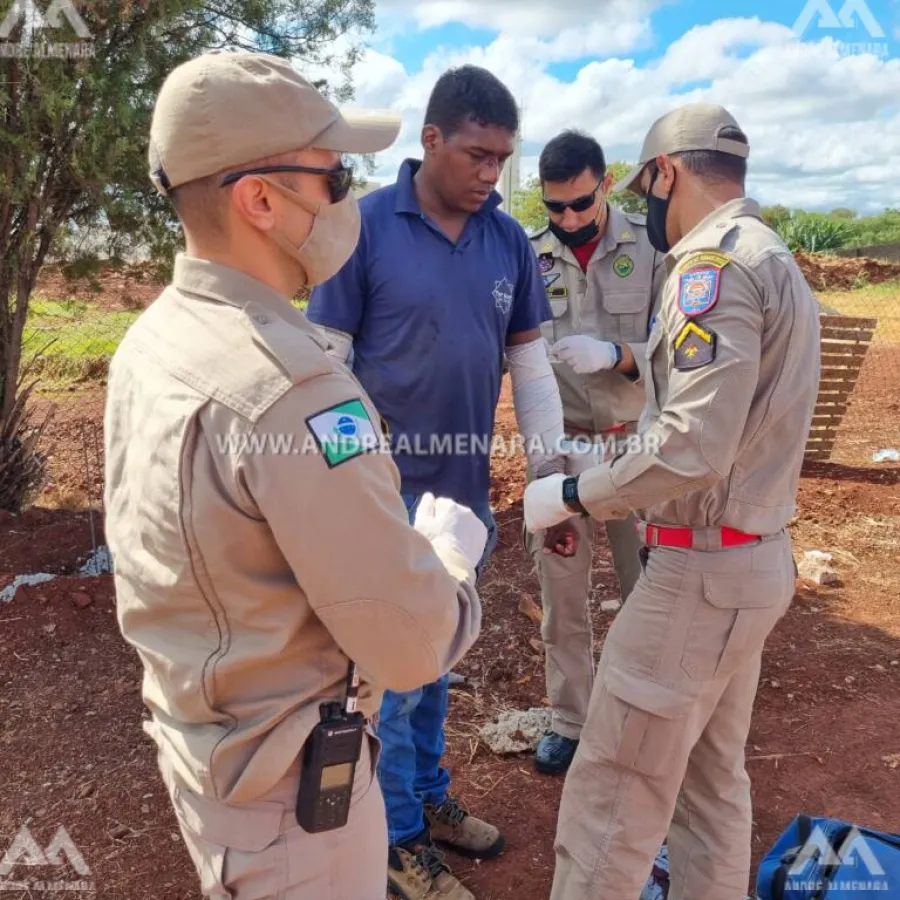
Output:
(548, 218), (599, 249)
(646, 168), (674, 254)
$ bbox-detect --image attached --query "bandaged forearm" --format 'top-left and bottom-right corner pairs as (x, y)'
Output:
(506, 339), (565, 476)
(320, 326), (353, 363)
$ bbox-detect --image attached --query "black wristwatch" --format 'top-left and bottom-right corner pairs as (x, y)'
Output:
(562, 476), (589, 517)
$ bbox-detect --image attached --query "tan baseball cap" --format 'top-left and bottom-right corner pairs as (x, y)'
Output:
(615, 103), (749, 195)
(148, 51), (400, 195)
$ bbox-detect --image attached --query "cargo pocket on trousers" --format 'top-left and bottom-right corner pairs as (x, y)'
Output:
(598, 667), (695, 779)
(172, 784), (284, 898)
(681, 571), (787, 682)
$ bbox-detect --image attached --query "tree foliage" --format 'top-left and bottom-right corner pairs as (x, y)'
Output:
(0, 0), (374, 509)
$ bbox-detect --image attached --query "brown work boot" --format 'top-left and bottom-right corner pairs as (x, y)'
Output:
(387, 836), (474, 900)
(425, 795), (505, 859)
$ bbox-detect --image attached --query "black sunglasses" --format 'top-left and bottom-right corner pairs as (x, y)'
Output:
(219, 163), (354, 203)
(542, 181), (604, 215)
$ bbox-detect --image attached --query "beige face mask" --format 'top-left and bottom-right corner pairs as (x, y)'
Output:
(261, 177), (361, 286)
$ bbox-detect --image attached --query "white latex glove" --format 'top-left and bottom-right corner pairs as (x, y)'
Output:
(413, 493), (488, 573)
(523, 473), (573, 533)
(551, 336), (618, 374)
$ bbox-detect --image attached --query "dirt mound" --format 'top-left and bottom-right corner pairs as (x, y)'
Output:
(795, 250), (900, 292)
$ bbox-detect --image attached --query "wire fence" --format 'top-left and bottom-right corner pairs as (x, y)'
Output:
(17, 256), (900, 566)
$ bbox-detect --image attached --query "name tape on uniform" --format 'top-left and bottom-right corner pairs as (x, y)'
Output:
(305, 398), (379, 468)
(677, 250), (731, 318)
(673, 321), (717, 370)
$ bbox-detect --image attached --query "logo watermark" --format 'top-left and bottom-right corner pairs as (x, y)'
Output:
(793, 0), (889, 58)
(214, 431), (661, 460)
(0, 0), (94, 59)
(0, 824), (96, 893)
(783, 824), (891, 893)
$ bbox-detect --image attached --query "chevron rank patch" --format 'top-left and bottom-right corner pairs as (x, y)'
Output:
(673, 321), (717, 370)
(306, 398), (379, 467)
(677, 250), (731, 318)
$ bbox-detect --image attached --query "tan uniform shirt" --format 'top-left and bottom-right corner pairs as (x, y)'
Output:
(529, 205), (666, 432)
(579, 198), (821, 535)
(103, 255), (482, 806)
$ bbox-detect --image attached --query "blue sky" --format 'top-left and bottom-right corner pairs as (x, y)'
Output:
(330, 0), (900, 212)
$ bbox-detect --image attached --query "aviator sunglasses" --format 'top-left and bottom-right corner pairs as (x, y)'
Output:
(219, 163), (354, 203)
(542, 180), (604, 215)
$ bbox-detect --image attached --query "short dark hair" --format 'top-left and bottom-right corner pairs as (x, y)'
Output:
(675, 126), (748, 186)
(539, 130), (606, 184)
(424, 65), (518, 137)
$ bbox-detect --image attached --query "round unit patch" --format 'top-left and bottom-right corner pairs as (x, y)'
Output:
(613, 254), (635, 278)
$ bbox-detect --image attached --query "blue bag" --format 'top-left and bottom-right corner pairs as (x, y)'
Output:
(756, 813), (900, 899)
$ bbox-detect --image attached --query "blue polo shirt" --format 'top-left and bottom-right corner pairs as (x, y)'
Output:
(306, 158), (551, 508)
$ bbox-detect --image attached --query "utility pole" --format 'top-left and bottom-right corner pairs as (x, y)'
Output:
(499, 100), (523, 215)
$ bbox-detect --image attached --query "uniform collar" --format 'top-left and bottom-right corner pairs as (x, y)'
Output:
(172, 254), (322, 341)
(394, 158), (503, 217)
(598, 204), (639, 256)
(665, 197), (763, 272)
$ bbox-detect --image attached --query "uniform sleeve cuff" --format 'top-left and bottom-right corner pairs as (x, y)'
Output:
(578, 463), (629, 521)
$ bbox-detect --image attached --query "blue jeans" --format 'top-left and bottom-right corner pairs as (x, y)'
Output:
(376, 491), (498, 847)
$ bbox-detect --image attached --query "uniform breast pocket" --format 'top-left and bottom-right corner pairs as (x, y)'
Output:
(603, 290), (651, 343)
(540, 296), (569, 343)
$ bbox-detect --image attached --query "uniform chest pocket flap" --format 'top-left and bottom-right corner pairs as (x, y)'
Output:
(549, 296), (568, 319)
(603, 289), (648, 314)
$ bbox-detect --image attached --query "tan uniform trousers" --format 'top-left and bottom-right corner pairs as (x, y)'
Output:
(550, 530), (796, 900)
(525, 432), (643, 740)
(159, 734), (387, 900)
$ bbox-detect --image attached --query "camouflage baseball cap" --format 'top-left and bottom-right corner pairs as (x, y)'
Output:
(615, 103), (749, 195)
(149, 51), (400, 195)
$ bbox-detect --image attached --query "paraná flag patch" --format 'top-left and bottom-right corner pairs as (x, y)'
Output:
(306, 398), (379, 467)
(677, 250), (731, 318)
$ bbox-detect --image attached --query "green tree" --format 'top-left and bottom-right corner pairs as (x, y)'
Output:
(760, 205), (792, 230)
(511, 175), (548, 233)
(0, 0), (373, 509)
(606, 162), (647, 216)
(829, 207), (857, 220)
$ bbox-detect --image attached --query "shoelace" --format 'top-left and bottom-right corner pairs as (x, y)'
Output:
(437, 797), (468, 826)
(415, 844), (448, 881)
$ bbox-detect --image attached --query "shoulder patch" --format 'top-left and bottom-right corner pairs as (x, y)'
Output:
(305, 398), (380, 468)
(673, 321), (717, 370)
(538, 250), (555, 273)
(676, 251), (731, 317)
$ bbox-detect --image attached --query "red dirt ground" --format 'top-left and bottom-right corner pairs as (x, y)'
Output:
(2, 381), (899, 900)
(1, 257), (899, 898)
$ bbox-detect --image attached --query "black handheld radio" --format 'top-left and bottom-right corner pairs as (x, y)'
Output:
(296, 661), (366, 834)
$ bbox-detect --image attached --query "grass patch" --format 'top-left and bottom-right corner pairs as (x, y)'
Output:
(819, 279), (900, 343)
(24, 294), (140, 385)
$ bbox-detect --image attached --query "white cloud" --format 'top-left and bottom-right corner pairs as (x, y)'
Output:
(311, 12), (900, 214)
(378, 0), (663, 45)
